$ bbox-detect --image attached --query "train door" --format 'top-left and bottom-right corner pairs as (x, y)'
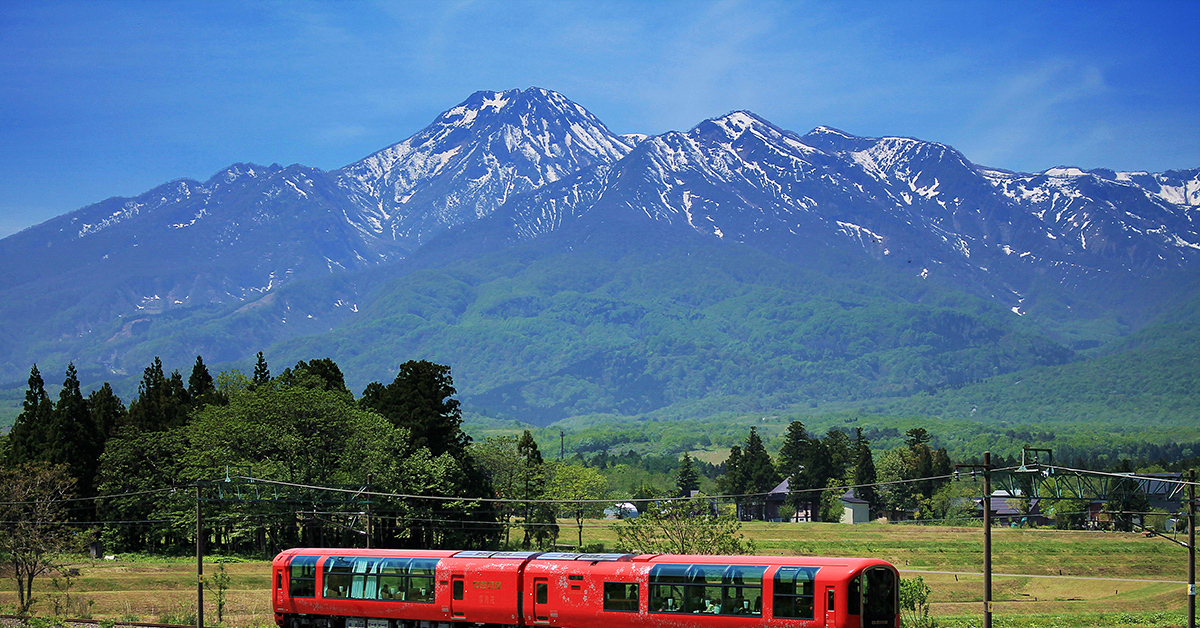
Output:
(533, 577), (550, 623)
(451, 574), (466, 620)
(860, 567), (898, 627)
(824, 586), (836, 626)
(274, 566), (284, 608)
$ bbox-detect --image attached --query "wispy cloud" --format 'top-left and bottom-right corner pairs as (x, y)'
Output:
(964, 59), (1112, 170)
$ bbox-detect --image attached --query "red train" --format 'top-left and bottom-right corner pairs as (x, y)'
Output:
(272, 548), (899, 628)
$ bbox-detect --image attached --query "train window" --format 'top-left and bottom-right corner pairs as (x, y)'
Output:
(848, 575), (861, 615)
(773, 566), (819, 620)
(289, 555), (319, 598)
(453, 580), (464, 601)
(536, 582), (548, 605)
(320, 556), (439, 602)
(603, 583), (639, 612)
(649, 564), (765, 616)
(861, 567), (897, 623)
(323, 557), (355, 598)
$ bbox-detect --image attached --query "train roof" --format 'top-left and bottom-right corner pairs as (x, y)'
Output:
(642, 554), (893, 570)
(273, 548), (894, 572)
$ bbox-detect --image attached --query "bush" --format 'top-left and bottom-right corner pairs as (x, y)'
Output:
(899, 576), (936, 628)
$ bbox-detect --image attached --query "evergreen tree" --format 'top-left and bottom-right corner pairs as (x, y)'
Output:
(360, 360), (468, 458)
(740, 427), (779, 520)
(252, 352), (271, 388)
(823, 429), (852, 478)
(777, 421), (815, 521)
(87, 383), (126, 442)
(46, 364), (102, 497)
(675, 452), (701, 497)
(851, 428), (877, 517)
(717, 444), (746, 516)
(5, 365), (53, 466)
(125, 358), (191, 432)
(187, 355), (220, 407)
(517, 430), (558, 548)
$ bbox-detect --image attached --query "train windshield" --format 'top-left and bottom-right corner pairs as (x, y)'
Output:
(859, 567), (898, 627)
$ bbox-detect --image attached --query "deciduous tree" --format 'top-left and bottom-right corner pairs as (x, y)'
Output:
(546, 462), (608, 548)
(0, 462), (77, 613)
(612, 497), (754, 555)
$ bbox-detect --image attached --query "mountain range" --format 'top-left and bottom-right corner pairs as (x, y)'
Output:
(3, 87), (1199, 428)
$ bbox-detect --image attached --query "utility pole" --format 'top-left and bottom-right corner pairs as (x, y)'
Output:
(366, 473), (373, 549)
(196, 483), (204, 628)
(984, 451), (992, 628)
(1189, 468), (1195, 628)
(956, 452), (994, 628)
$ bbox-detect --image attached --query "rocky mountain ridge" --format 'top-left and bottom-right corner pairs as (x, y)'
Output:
(1, 87), (1198, 388)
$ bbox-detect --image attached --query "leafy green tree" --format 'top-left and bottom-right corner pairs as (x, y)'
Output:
(674, 452), (701, 497)
(5, 365), (52, 466)
(819, 477), (848, 523)
(471, 435), (523, 545)
(277, 358), (352, 395)
(612, 496), (754, 555)
(96, 429), (189, 552)
(875, 447), (918, 520)
(187, 385), (364, 487)
(546, 462), (608, 548)
(347, 417), (496, 550)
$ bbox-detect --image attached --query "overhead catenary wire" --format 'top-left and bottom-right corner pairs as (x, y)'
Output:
(2, 464), (1192, 511)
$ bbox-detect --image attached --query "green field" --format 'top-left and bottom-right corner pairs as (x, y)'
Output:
(1, 521), (1191, 628)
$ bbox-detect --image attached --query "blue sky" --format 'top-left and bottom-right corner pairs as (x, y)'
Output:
(2, 0), (1198, 238)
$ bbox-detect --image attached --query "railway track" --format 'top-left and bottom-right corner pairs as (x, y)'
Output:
(0, 615), (203, 628)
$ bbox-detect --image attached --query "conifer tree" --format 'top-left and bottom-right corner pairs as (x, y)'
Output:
(675, 452), (701, 497)
(777, 421), (815, 520)
(731, 427), (779, 520)
(125, 357), (191, 432)
(851, 428), (877, 517)
(517, 430), (558, 548)
(717, 444), (746, 512)
(252, 352), (271, 387)
(360, 360), (468, 458)
(187, 355), (220, 407)
(5, 365), (53, 466)
(87, 382), (126, 443)
(46, 363), (102, 496)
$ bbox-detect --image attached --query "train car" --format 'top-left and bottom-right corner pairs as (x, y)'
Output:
(272, 548), (899, 628)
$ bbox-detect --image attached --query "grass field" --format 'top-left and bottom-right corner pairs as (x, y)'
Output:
(0, 520), (1192, 628)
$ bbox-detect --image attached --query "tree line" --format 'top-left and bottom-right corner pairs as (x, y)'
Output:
(1, 355), (505, 557)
